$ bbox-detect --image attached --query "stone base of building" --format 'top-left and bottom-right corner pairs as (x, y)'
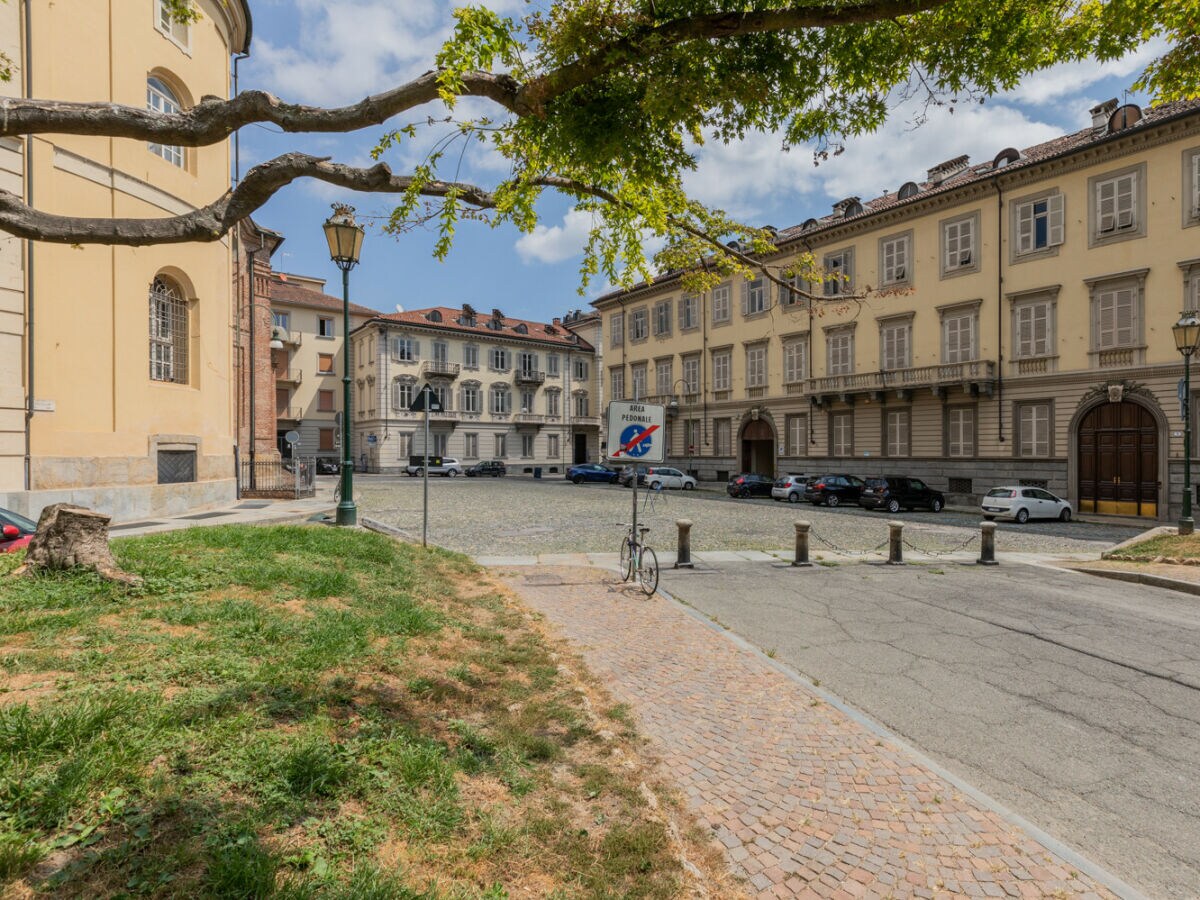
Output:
(1, 478), (237, 524)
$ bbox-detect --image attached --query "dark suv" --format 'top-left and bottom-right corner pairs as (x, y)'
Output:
(858, 476), (944, 513)
(803, 474), (865, 507)
(726, 473), (774, 498)
(466, 460), (507, 477)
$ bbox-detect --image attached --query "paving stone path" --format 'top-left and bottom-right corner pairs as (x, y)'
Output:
(502, 566), (1122, 899)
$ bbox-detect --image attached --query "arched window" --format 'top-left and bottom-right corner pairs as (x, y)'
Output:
(149, 276), (188, 384)
(147, 77), (185, 167)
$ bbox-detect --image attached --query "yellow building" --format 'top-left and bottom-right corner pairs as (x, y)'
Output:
(0, 0), (251, 520)
(350, 306), (601, 473)
(595, 98), (1200, 520)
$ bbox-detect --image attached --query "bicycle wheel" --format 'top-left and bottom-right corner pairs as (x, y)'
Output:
(637, 546), (659, 596)
(619, 536), (633, 581)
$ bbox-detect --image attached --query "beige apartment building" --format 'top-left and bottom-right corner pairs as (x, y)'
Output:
(350, 307), (600, 473)
(596, 98), (1200, 520)
(269, 272), (376, 462)
(0, 0), (251, 520)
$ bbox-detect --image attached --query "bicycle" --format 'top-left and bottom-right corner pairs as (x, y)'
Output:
(616, 522), (659, 596)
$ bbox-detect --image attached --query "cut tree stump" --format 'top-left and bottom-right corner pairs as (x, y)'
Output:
(11, 503), (142, 585)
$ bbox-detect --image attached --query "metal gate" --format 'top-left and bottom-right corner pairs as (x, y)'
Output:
(239, 456), (316, 499)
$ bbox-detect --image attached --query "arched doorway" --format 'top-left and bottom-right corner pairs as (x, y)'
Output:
(1077, 401), (1159, 517)
(740, 417), (776, 476)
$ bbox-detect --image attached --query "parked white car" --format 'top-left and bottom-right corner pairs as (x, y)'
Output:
(771, 474), (813, 503)
(981, 486), (1072, 523)
(645, 467), (697, 491)
(405, 456), (463, 477)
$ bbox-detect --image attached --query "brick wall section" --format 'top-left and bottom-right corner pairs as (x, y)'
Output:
(234, 237), (279, 460)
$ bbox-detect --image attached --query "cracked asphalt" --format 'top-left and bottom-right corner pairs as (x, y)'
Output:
(660, 561), (1200, 899)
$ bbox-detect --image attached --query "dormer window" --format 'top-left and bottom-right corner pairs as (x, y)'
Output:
(426, 309), (443, 322)
(514, 323), (528, 335)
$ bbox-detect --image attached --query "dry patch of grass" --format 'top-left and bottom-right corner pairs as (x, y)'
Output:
(0, 526), (724, 898)
(1105, 532), (1200, 563)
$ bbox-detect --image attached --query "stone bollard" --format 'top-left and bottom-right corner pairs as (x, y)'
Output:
(674, 519), (694, 569)
(887, 520), (904, 565)
(791, 520), (813, 568)
(977, 520), (999, 566)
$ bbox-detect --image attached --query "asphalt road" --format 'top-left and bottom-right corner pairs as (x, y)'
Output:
(660, 561), (1200, 899)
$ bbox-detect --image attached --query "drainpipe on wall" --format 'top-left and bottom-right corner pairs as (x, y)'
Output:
(994, 181), (1006, 444)
(232, 52), (249, 185)
(22, 0), (34, 492)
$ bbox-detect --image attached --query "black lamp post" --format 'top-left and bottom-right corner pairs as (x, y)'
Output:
(1173, 310), (1200, 535)
(323, 204), (365, 526)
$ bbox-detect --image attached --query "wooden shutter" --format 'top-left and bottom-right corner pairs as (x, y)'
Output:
(1116, 174), (1135, 228)
(1114, 288), (1135, 345)
(1047, 193), (1065, 246)
(1097, 179), (1116, 232)
(1032, 303), (1048, 355)
(1017, 201), (1034, 253)
(740, 280), (749, 315)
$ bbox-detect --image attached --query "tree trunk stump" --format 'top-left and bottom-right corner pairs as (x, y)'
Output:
(11, 503), (142, 585)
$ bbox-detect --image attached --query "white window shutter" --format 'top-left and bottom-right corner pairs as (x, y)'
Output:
(1033, 305), (1048, 355)
(1098, 292), (1116, 348)
(1098, 180), (1115, 232)
(1116, 288), (1135, 344)
(740, 280), (749, 315)
(1017, 202), (1034, 253)
(1193, 154), (1200, 215)
(412, 339), (420, 359)
(1047, 194), (1065, 246)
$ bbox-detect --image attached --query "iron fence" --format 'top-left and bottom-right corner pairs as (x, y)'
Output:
(240, 456), (316, 498)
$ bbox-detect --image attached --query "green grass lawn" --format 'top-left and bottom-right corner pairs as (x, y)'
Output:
(0, 526), (703, 898)
(1107, 531), (1200, 561)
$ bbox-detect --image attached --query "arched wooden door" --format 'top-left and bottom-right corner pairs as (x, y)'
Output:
(1077, 401), (1158, 517)
(739, 418), (776, 477)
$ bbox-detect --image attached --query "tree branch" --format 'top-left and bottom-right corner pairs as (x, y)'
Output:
(0, 71), (520, 145)
(0, 152), (499, 244)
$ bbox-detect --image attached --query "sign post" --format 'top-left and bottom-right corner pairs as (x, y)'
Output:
(409, 383), (443, 547)
(606, 400), (667, 569)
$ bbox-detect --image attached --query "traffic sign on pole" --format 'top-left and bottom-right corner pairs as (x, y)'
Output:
(606, 401), (666, 464)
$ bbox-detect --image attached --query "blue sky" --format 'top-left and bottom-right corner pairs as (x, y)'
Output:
(239, 0), (1165, 321)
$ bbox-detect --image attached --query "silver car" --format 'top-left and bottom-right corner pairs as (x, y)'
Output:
(981, 486), (1072, 523)
(771, 474), (812, 503)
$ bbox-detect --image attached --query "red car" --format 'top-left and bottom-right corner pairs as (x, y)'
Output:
(0, 508), (36, 554)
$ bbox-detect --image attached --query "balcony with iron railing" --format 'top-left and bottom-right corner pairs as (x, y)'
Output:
(810, 359), (996, 398)
(275, 367), (302, 384)
(421, 359), (461, 379)
(515, 369), (547, 386)
(514, 412), (545, 426)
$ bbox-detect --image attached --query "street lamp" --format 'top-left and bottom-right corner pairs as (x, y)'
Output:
(1173, 309), (1200, 535)
(666, 378), (695, 478)
(323, 203), (365, 526)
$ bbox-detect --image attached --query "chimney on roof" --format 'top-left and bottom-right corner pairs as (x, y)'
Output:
(1090, 98), (1119, 131)
(462, 303), (476, 316)
(491, 308), (504, 322)
(552, 317), (562, 326)
(926, 155), (969, 185)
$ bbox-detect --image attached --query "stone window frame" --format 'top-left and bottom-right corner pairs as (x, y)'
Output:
(824, 323), (856, 376)
(822, 246), (855, 297)
(1013, 399), (1055, 458)
(489, 346), (511, 372)
(610, 312), (625, 347)
(317, 389), (335, 412)
(317, 352), (336, 376)
(828, 410), (854, 457)
(943, 403), (978, 458)
(154, 0), (192, 52)
(653, 298), (673, 337)
(630, 362), (649, 400)
(392, 335), (418, 362)
(881, 406), (911, 458)
(785, 413), (809, 456)
(679, 294), (701, 331)
(877, 312), (914, 372)
(463, 432), (479, 459)
(629, 307), (650, 342)
(744, 340), (769, 388)
(711, 282), (733, 325)
(494, 433), (507, 459)
(1007, 286), (1060, 363)
(713, 417), (733, 456)
(742, 275), (770, 318)
(682, 353), (701, 393)
(782, 332), (809, 384)
(711, 346), (733, 391)
(1088, 162), (1147, 248)
(459, 380), (482, 414)
(1084, 268), (1148, 362)
(1010, 187), (1065, 264)
(490, 383), (512, 415)
(391, 375), (417, 410)
(545, 388), (561, 417)
(939, 210), (981, 279)
(1178, 258), (1200, 312)
(1185, 147), (1200, 229)
(317, 316), (335, 339)
(609, 366), (626, 401)
(655, 356), (674, 397)
(878, 229), (914, 288)
(937, 299), (982, 365)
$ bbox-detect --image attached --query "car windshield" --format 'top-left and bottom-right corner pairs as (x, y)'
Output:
(986, 488), (1016, 498)
(0, 509), (36, 532)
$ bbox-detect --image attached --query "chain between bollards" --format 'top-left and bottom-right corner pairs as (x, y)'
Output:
(977, 520), (999, 565)
(674, 519), (694, 569)
(887, 521), (905, 565)
(791, 520), (813, 567)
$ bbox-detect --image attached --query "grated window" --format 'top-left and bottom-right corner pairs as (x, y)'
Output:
(149, 277), (188, 384)
(948, 477), (973, 494)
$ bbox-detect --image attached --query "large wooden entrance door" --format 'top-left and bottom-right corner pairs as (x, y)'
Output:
(1078, 402), (1158, 517)
(739, 418), (776, 477)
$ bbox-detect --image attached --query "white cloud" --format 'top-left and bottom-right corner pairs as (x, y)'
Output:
(1003, 37), (1168, 108)
(515, 208), (595, 264)
(682, 132), (817, 218)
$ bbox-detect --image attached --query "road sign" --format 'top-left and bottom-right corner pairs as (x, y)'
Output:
(606, 400), (666, 464)
(409, 383), (443, 413)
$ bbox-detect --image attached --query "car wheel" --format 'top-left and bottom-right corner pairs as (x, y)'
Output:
(826, 494), (840, 508)
(788, 492), (799, 503)
(738, 488), (750, 499)
(447, 469), (458, 477)
(1059, 507), (1072, 523)
(415, 468), (424, 477)
(886, 499), (900, 514)
(930, 498), (943, 513)
(1015, 507), (1029, 524)
(683, 482), (694, 491)
(572, 475), (583, 485)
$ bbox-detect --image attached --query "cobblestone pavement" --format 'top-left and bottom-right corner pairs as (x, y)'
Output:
(503, 566), (1128, 899)
(356, 476), (1141, 558)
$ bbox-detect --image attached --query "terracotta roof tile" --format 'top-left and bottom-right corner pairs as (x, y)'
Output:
(270, 278), (378, 318)
(364, 306), (595, 351)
